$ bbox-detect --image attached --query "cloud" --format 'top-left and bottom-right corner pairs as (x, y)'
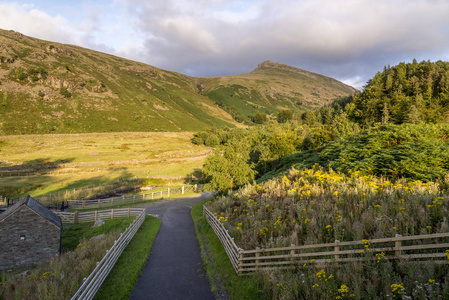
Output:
(0, 2), (74, 43)
(125, 0), (449, 87)
(1, 0), (448, 89)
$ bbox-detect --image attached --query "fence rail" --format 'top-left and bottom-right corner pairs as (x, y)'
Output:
(204, 205), (449, 275)
(203, 206), (240, 272)
(55, 208), (145, 224)
(67, 185), (203, 210)
(71, 208), (146, 299)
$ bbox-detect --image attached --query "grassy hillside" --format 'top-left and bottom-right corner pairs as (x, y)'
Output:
(0, 29), (355, 134)
(0, 29), (238, 134)
(199, 61), (356, 122)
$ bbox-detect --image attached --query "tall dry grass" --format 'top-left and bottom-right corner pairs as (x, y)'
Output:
(206, 166), (449, 299)
(0, 233), (119, 299)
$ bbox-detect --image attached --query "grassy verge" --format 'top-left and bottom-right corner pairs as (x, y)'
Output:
(191, 201), (264, 300)
(62, 218), (134, 250)
(94, 216), (161, 300)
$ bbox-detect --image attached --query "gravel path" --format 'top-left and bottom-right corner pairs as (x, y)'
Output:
(130, 192), (217, 300)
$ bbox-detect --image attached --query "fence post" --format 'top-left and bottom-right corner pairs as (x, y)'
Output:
(143, 194), (146, 201)
(74, 211), (78, 223)
(194, 184), (197, 192)
(290, 244), (295, 263)
(98, 199), (100, 208)
(82, 200), (85, 209)
(111, 209), (114, 219)
(255, 249), (260, 270)
(133, 195), (135, 203)
(128, 208), (130, 218)
(334, 240), (340, 262)
(182, 185), (185, 194)
(123, 197), (125, 205)
(152, 192), (154, 200)
(238, 250), (244, 276)
(95, 210), (98, 222)
(395, 234), (402, 257)
(160, 191), (163, 198)
(168, 188), (170, 197)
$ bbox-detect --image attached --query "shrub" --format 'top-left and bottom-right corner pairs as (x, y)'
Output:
(60, 87), (71, 98)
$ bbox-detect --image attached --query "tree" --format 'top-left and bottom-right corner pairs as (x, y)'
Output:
(202, 139), (255, 191)
(406, 105), (420, 124)
(381, 103), (390, 124)
(277, 109), (293, 123)
(253, 112), (267, 124)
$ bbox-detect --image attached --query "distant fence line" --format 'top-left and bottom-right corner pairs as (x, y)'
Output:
(71, 208), (146, 299)
(67, 184), (204, 210)
(204, 206), (449, 276)
(55, 208), (145, 224)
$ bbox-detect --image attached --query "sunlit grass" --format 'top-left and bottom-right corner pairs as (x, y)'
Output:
(0, 132), (210, 199)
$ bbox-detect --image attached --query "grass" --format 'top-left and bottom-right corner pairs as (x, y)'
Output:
(0, 132), (210, 201)
(191, 200), (265, 300)
(94, 216), (161, 300)
(0, 29), (240, 135)
(62, 218), (134, 251)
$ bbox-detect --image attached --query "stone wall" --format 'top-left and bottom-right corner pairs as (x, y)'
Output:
(0, 206), (61, 270)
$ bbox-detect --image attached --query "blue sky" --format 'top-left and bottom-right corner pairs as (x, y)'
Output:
(1, 0), (449, 89)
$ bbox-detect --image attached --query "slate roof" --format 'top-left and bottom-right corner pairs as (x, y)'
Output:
(0, 195), (62, 229)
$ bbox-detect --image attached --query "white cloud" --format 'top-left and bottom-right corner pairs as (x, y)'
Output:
(1, 0), (449, 88)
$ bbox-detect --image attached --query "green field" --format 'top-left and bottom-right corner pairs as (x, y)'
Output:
(0, 132), (210, 200)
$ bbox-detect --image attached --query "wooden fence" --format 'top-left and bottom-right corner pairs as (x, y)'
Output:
(56, 208), (145, 224)
(204, 205), (449, 275)
(67, 185), (203, 210)
(71, 208), (146, 299)
(203, 205), (241, 273)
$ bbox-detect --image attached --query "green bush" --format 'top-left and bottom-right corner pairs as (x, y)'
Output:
(60, 87), (71, 98)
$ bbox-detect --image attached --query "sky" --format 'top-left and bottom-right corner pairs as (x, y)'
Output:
(1, 0), (448, 89)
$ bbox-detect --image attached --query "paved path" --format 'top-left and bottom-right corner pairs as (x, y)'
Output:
(130, 193), (216, 300)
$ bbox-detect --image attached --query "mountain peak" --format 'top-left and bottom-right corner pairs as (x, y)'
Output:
(252, 60), (312, 76)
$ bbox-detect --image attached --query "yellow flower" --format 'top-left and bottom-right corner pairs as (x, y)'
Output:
(312, 283), (319, 288)
(391, 283), (405, 294)
(429, 279), (435, 284)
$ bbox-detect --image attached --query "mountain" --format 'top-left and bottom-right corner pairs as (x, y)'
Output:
(0, 29), (355, 134)
(199, 61), (356, 122)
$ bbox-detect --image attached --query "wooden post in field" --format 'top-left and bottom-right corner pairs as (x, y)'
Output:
(98, 199), (100, 208)
(395, 234), (402, 257)
(95, 210), (98, 221)
(111, 198), (114, 207)
(123, 196), (125, 205)
(255, 250), (260, 270)
(152, 192), (154, 200)
(194, 184), (197, 192)
(334, 240), (340, 262)
(290, 244), (295, 263)
(133, 195), (135, 203)
(168, 188), (170, 197)
(111, 209), (114, 219)
(182, 185), (185, 194)
(238, 250), (244, 276)
(74, 211), (78, 223)
(128, 208), (130, 218)
(160, 191), (163, 198)
(82, 200), (85, 209)
(143, 194), (146, 201)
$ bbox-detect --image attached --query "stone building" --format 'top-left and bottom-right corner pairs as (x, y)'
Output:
(0, 195), (62, 270)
